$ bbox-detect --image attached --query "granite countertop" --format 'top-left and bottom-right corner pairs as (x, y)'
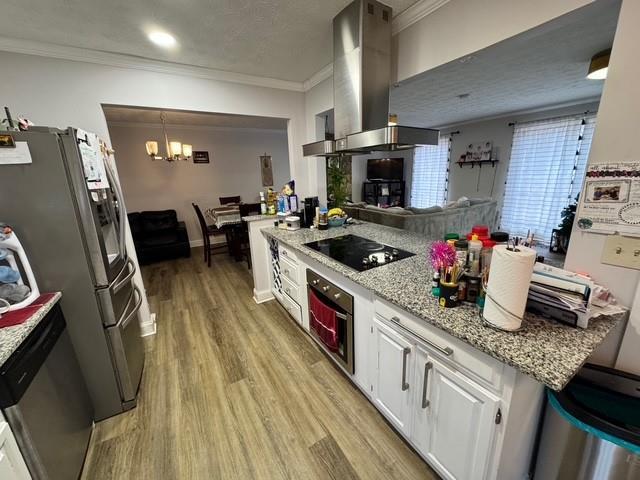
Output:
(263, 223), (623, 391)
(243, 214), (278, 222)
(0, 292), (62, 367)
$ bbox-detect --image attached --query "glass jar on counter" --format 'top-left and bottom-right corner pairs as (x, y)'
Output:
(454, 239), (468, 269)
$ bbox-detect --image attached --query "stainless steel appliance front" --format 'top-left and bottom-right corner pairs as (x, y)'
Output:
(307, 269), (354, 374)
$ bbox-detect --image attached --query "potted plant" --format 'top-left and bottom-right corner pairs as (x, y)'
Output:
(550, 194), (578, 253)
(326, 156), (351, 210)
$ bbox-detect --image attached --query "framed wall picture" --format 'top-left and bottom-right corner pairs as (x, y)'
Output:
(193, 151), (210, 164)
(260, 154), (274, 186)
(0, 134), (16, 148)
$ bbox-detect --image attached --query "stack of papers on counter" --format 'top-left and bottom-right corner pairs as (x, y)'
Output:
(526, 263), (625, 328)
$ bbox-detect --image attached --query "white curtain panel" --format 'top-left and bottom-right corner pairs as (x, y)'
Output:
(500, 113), (596, 243)
(411, 135), (451, 208)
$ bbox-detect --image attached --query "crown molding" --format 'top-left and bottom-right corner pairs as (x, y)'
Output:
(0, 36), (306, 92)
(392, 0), (451, 35)
(302, 63), (333, 91)
(108, 120), (288, 134)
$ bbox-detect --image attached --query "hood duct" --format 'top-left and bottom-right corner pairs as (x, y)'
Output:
(303, 0), (438, 157)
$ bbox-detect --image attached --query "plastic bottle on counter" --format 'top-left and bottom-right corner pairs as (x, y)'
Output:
(318, 208), (329, 230)
(454, 239), (468, 269)
(490, 231), (509, 245)
(481, 239), (496, 274)
(468, 234), (483, 276)
(259, 191), (267, 214)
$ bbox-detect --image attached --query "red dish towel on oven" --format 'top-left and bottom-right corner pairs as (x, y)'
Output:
(309, 289), (339, 352)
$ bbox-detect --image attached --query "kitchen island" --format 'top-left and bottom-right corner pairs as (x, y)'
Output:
(255, 221), (623, 480)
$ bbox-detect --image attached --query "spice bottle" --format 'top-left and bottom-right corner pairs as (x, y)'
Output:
(318, 208), (329, 230)
(454, 239), (468, 269)
(468, 234), (483, 276)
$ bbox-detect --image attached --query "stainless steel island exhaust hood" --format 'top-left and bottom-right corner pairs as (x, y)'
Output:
(303, 0), (438, 157)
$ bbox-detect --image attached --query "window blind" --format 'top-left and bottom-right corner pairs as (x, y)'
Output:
(500, 113), (597, 243)
(411, 135), (451, 207)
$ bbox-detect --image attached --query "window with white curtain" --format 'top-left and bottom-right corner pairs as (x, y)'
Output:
(500, 112), (597, 243)
(411, 135), (451, 207)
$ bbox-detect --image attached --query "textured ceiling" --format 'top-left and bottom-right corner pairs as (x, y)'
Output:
(103, 106), (288, 130)
(0, 0), (417, 83)
(391, 0), (621, 128)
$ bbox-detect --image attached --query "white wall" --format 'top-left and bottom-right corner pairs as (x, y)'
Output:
(565, 0), (640, 373)
(0, 49), (306, 330)
(444, 102), (599, 204)
(393, 0), (591, 82)
(108, 123), (290, 244)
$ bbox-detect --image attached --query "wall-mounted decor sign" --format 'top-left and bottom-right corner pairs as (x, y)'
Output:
(576, 161), (640, 235)
(260, 154), (274, 186)
(462, 142), (492, 162)
(193, 151), (210, 164)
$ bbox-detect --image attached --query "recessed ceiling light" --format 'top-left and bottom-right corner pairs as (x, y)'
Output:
(587, 49), (611, 80)
(148, 31), (176, 48)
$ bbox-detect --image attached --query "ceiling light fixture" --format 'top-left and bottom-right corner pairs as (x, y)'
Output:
(145, 112), (192, 162)
(587, 49), (611, 80)
(148, 31), (177, 48)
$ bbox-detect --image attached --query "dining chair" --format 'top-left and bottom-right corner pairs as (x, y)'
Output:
(192, 203), (227, 267)
(235, 202), (262, 269)
(219, 195), (241, 205)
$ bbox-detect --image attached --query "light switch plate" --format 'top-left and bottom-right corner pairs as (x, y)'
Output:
(601, 235), (640, 270)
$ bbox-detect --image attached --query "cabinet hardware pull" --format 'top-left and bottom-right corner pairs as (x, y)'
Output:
(390, 316), (453, 357)
(284, 269), (290, 275)
(495, 408), (502, 425)
(422, 361), (433, 408)
(401, 347), (411, 391)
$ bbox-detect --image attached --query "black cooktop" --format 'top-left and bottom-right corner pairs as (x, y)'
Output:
(304, 234), (415, 271)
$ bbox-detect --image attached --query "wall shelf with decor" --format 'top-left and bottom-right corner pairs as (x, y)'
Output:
(456, 160), (499, 168)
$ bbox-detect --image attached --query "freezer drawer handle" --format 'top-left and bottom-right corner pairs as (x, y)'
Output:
(113, 259), (136, 293)
(120, 286), (143, 329)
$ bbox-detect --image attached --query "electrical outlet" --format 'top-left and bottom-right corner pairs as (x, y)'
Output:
(601, 235), (640, 270)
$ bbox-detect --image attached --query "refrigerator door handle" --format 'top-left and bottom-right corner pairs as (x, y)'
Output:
(103, 160), (127, 261)
(112, 259), (136, 294)
(119, 286), (142, 329)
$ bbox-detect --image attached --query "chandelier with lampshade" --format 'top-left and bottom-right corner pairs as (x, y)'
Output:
(145, 111), (192, 162)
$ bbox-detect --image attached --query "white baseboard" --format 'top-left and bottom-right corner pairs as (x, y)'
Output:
(253, 288), (274, 304)
(140, 312), (157, 337)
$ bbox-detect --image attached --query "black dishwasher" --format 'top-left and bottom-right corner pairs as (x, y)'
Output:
(0, 303), (94, 480)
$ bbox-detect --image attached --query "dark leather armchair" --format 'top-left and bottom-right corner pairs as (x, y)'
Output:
(128, 210), (190, 265)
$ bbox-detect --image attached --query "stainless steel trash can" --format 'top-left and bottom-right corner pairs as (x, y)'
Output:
(534, 364), (640, 480)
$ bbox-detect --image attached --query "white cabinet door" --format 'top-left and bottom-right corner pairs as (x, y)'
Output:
(371, 317), (414, 436)
(421, 356), (500, 480)
(0, 422), (31, 480)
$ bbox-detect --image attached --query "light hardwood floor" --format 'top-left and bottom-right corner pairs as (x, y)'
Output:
(82, 250), (438, 479)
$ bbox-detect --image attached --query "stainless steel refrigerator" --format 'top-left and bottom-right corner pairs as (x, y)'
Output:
(0, 127), (145, 421)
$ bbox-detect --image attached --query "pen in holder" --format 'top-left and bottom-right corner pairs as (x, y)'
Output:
(439, 281), (459, 308)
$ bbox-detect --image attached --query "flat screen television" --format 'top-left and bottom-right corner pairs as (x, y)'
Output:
(367, 158), (404, 181)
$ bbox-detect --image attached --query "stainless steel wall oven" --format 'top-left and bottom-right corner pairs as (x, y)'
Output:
(307, 269), (354, 374)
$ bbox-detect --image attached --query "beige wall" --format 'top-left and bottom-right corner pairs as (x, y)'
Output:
(444, 102), (599, 204)
(393, 0), (591, 82)
(108, 123), (290, 245)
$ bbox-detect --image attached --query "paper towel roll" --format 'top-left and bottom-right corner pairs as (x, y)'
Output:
(483, 245), (536, 331)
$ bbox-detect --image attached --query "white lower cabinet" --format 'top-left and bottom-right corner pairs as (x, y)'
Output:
(371, 317), (414, 436)
(412, 349), (500, 480)
(0, 421), (31, 480)
(371, 314), (503, 480)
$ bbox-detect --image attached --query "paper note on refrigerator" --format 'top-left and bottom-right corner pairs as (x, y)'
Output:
(0, 141), (32, 165)
(77, 128), (110, 190)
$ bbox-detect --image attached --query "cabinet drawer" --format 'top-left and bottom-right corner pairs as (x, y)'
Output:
(375, 299), (504, 392)
(280, 291), (302, 325)
(281, 275), (300, 304)
(280, 256), (299, 284)
(279, 244), (298, 263)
